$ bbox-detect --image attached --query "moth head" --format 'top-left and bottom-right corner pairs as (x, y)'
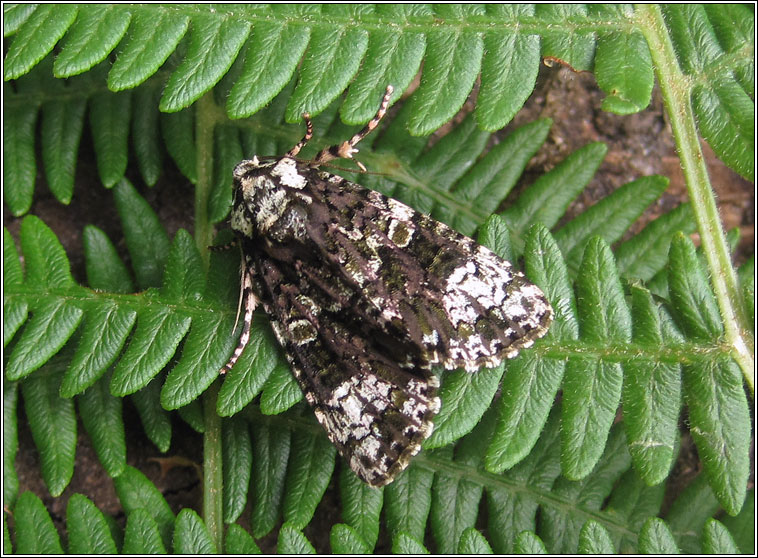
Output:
(231, 157), (308, 240)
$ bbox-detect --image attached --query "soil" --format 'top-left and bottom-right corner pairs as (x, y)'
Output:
(4, 64), (754, 553)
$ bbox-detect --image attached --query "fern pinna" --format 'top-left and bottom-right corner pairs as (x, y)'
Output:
(3, 3), (753, 554)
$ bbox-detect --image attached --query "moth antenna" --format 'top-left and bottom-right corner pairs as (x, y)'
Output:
(232, 260), (246, 332)
(312, 85), (393, 167)
(286, 113), (314, 158)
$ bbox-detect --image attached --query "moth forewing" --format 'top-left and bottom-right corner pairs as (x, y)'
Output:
(220, 86), (553, 486)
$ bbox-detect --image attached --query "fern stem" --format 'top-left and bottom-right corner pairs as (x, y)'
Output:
(196, 91), (224, 548)
(635, 4), (754, 392)
(203, 381), (224, 551)
(195, 93), (216, 267)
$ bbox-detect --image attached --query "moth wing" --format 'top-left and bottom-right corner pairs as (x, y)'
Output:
(303, 172), (554, 371)
(251, 254), (440, 487)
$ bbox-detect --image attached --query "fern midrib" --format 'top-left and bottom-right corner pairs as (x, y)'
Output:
(114, 4), (640, 34)
(635, 4), (754, 391)
(3, 289), (234, 318)
(6, 286), (732, 366)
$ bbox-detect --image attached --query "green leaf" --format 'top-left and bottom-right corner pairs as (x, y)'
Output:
(160, 229), (205, 301)
(3, 297), (27, 349)
(407, 27), (483, 135)
(78, 373), (126, 477)
(60, 302), (137, 397)
(12, 491), (64, 554)
(282, 429), (336, 529)
(260, 364), (303, 414)
(250, 421), (290, 538)
(577, 520), (615, 553)
(277, 523), (316, 554)
(486, 225), (572, 473)
(224, 524), (261, 554)
(595, 30), (654, 114)
(90, 88), (131, 187)
(177, 398), (205, 433)
(341, 28), (423, 124)
(3, 227), (23, 289)
(665, 474), (719, 554)
(3, 3), (39, 36)
(554, 175), (669, 274)
(384, 465), (434, 541)
(227, 22), (309, 119)
(218, 321), (282, 416)
(662, 4), (755, 180)
(132, 85), (163, 185)
(131, 378), (172, 452)
(112, 179), (171, 289)
(486, 406), (562, 553)
(161, 314), (232, 410)
(540, 424), (630, 553)
(615, 203), (696, 281)
(108, 10), (189, 91)
(122, 508), (167, 554)
(208, 124), (242, 224)
(562, 238), (629, 479)
(114, 466), (175, 550)
(391, 532), (429, 554)
(513, 531), (547, 554)
(160, 15), (251, 113)
(538, 4), (595, 71)
(53, 5), (132, 78)
(285, 25), (369, 122)
(19, 214), (76, 288)
(40, 91), (86, 204)
(4, 228), (26, 348)
(21, 370), (77, 496)
(425, 364), (503, 449)
(458, 527), (493, 554)
(738, 258), (754, 328)
(668, 234), (723, 340)
(622, 285), (680, 485)
(6, 299), (83, 381)
(448, 119), (551, 236)
(4, 4), (77, 80)
(477, 9), (540, 130)
(339, 467), (383, 550)
(2, 89), (37, 216)
(222, 416), (252, 523)
(604, 469), (666, 552)
(718, 488), (754, 554)
(681, 358), (749, 516)
(3, 380), (19, 506)
(701, 518), (739, 554)
(330, 523), (372, 554)
(173, 509), (217, 554)
(83, 225), (134, 294)
(66, 493), (118, 554)
(500, 142), (607, 236)
(637, 517), (680, 554)
(109, 306), (191, 396)
(429, 418), (490, 554)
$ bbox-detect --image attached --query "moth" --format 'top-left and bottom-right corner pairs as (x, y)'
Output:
(218, 86), (553, 486)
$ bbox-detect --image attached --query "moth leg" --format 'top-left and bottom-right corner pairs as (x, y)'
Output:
(219, 262), (258, 375)
(312, 85), (393, 170)
(209, 238), (238, 252)
(285, 113), (314, 158)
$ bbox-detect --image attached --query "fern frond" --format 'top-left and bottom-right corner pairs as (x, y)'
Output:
(3, 3), (753, 553)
